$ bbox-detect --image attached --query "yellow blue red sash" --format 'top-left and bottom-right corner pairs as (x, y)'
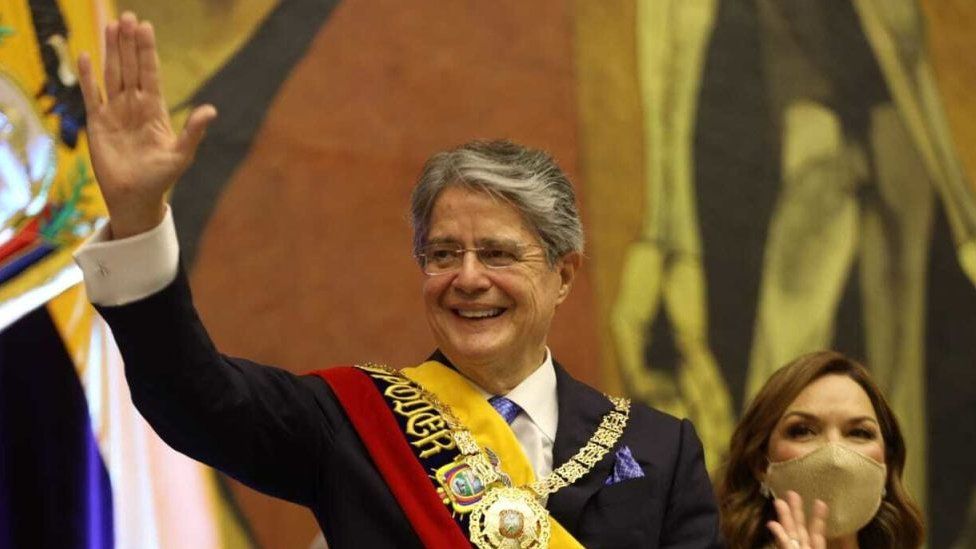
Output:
(314, 361), (584, 548)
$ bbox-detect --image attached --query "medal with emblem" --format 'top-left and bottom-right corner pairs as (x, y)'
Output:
(435, 459), (487, 512)
(435, 446), (513, 513)
(468, 486), (551, 549)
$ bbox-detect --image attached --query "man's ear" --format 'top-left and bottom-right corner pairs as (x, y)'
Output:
(554, 251), (583, 305)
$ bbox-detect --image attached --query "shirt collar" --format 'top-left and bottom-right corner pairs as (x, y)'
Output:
(502, 348), (558, 442)
(431, 348), (559, 442)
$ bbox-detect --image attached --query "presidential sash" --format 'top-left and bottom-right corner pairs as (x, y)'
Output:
(314, 361), (587, 548)
(314, 365), (469, 548)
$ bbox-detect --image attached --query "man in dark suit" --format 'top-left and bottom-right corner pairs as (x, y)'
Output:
(74, 11), (721, 548)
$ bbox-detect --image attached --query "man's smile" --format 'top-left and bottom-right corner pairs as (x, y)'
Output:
(452, 307), (507, 320)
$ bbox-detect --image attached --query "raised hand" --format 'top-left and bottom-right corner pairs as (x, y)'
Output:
(767, 491), (828, 549)
(78, 11), (217, 239)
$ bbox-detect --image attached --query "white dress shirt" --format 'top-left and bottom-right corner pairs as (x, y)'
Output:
(73, 206), (560, 478)
(465, 350), (559, 479)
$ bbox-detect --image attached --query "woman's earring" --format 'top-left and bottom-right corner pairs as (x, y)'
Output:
(760, 481), (771, 498)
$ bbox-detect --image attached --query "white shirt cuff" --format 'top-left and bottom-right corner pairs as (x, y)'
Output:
(73, 206), (180, 306)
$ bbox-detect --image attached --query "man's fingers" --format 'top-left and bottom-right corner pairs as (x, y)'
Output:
(176, 104), (218, 160)
(135, 21), (160, 95)
(103, 21), (121, 98)
(77, 53), (102, 114)
(118, 12), (139, 91)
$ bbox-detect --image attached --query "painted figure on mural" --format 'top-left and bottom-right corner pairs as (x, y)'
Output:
(611, 0), (733, 474)
(611, 0), (976, 525)
(746, 0), (976, 517)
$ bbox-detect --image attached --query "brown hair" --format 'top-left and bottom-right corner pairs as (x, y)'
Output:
(716, 351), (925, 548)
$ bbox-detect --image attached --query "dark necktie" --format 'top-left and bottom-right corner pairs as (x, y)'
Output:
(488, 396), (522, 424)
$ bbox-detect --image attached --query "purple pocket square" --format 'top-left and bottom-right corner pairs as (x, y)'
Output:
(604, 445), (645, 486)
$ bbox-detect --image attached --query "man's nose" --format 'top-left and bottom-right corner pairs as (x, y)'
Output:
(452, 250), (491, 292)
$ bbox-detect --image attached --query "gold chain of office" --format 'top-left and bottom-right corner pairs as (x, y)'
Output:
(358, 363), (631, 549)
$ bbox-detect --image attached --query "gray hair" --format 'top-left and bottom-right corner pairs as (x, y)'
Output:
(410, 140), (584, 265)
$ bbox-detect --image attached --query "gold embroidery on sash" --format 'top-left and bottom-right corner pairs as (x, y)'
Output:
(371, 370), (457, 458)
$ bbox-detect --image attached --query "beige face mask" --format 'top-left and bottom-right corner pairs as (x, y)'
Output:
(763, 443), (887, 538)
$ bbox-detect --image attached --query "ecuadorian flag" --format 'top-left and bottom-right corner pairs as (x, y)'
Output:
(0, 1), (251, 546)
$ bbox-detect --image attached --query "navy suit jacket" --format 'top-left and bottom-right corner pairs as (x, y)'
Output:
(97, 268), (722, 548)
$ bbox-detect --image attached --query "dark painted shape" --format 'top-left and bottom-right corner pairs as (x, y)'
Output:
(695, 0), (776, 411)
(171, 0), (342, 267)
(926, 204), (976, 549)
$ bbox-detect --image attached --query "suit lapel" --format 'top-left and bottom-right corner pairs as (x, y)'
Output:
(546, 362), (617, 534)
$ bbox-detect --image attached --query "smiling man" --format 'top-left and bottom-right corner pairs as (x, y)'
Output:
(417, 181), (579, 396)
(72, 11), (722, 549)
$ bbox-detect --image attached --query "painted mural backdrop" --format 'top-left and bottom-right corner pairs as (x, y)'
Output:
(579, 1), (976, 548)
(3, 0), (975, 548)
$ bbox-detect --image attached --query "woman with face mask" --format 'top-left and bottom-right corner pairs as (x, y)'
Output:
(716, 351), (924, 548)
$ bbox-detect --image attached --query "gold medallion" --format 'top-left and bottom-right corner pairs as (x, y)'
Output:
(468, 486), (551, 549)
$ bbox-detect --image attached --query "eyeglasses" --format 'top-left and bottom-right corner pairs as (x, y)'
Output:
(416, 242), (546, 275)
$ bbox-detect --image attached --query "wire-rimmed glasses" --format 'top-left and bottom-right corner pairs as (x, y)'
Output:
(416, 242), (546, 275)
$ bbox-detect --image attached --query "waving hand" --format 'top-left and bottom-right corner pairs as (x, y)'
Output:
(767, 491), (828, 549)
(78, 11), (217, 239)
